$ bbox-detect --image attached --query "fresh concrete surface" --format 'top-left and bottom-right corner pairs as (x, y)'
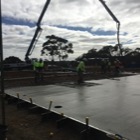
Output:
(6, 74), (140, 140)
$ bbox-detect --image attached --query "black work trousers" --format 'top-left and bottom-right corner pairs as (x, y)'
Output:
(77, 69), (84, 84)
(34, 67), (44, 83)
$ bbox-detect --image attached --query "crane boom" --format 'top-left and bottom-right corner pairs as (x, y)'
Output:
(25, 0), (51, 61)
(99, 0), (120, 24)
(99, 0), (122, 55)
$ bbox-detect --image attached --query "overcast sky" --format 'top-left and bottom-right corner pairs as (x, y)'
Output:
(1, 0), (140, 61)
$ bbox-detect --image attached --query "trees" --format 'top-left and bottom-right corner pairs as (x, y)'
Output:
(75, 45), (137, 60)
(135, 48), (140, 53)
(125, 48), (140, 57)
(86, 49), (98, 58)
(41, 35), (74, 61)
(121, 47), (132, 56)
(97, 45), (115, 57)
(4, 56), (22, 64)
(78, 45), (116, 59)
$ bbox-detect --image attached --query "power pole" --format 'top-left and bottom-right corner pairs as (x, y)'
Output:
(0, 0), (6, 125)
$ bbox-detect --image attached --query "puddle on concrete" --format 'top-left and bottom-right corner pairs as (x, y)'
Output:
(56, 82), (101, 88)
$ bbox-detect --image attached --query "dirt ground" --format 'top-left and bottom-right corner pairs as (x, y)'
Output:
(0, 99), (81, 140)
(0, 71), (138, 140)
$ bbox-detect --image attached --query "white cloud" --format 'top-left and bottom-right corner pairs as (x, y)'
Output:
(1, 0), (140, 60)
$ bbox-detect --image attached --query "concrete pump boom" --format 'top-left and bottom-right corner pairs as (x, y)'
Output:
(25, 0), (122, 61)
(25, 0), (51, 61)
(99, 0), (122, 55)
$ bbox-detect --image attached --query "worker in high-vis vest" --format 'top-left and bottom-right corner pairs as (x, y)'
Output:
(38, 59), (44, 81)
(38, 59), (44, 71)
(33, 59), (44, 83)
(76, 59), (86, 84)
(33, 59), (39, 71)
(33, 59), (39, 83)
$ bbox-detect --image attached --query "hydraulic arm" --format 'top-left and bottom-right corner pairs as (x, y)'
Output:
(99, 0), (122, 55)
(25, 0), (122, 61)
(25, 0), (51, 61)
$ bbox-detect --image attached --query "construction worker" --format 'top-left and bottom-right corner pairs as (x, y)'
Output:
(38, 59), (44, 81)
(33, 59), (39, 71)
(76, 59), (86, 84)
(114, 59), (121, 75)
(33, 59), (40, 83)
(100, 58), (106, 74)
(106, 59), (111, 73)
(33, 59), (44, 83)
(38, 59), (44, 71)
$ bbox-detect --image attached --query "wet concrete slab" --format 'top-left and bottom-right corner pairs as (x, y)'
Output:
(5, 74), (140, 140)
